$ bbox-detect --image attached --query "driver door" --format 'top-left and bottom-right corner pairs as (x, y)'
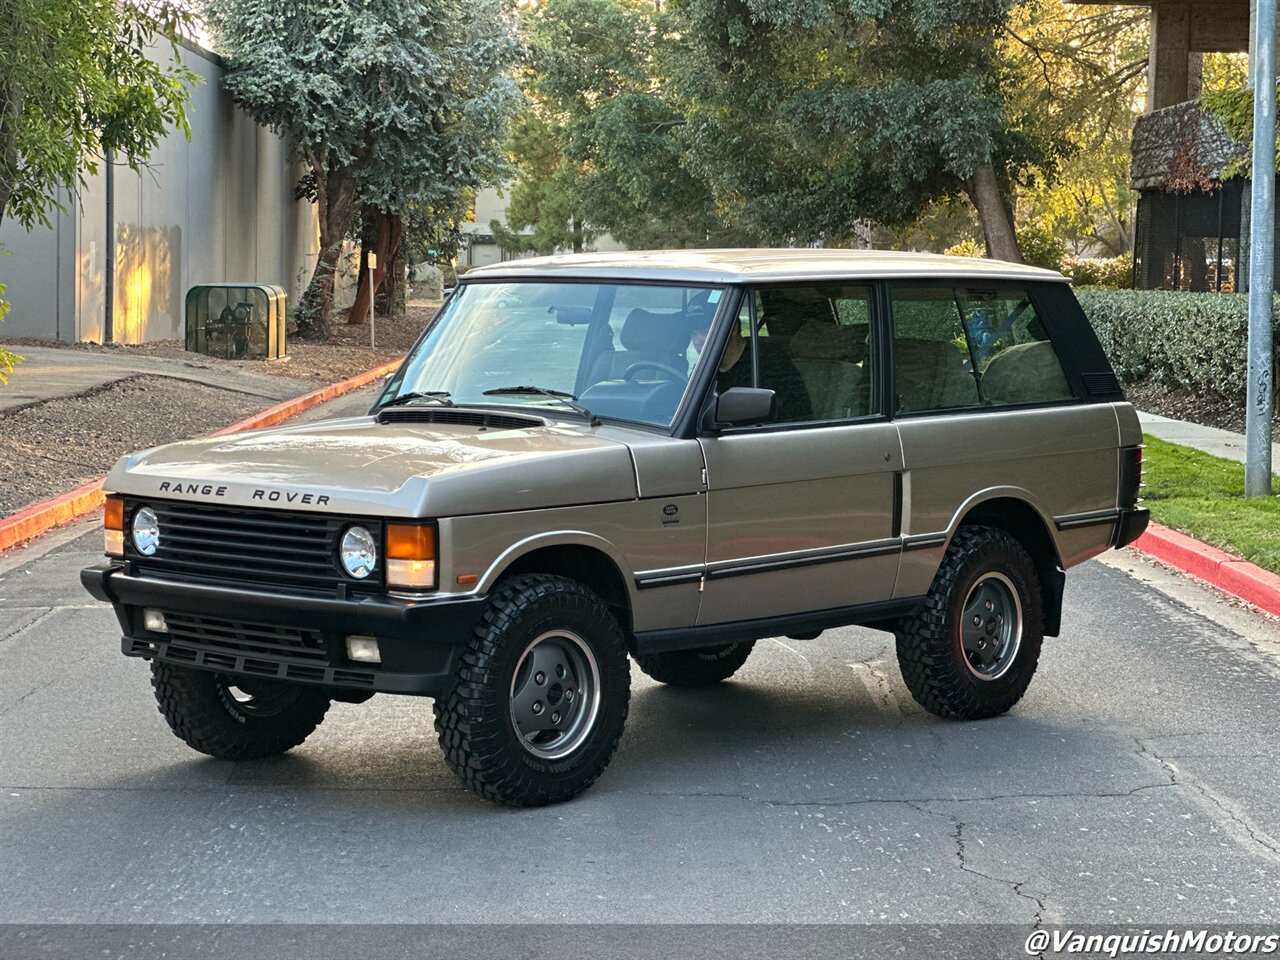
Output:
(696, 285), (903, 625)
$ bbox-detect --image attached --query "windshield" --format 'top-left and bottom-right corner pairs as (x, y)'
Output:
(386, 280), (726, 429)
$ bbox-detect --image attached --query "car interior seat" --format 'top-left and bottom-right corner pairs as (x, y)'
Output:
(894, 339), (980, 411)
(980, 340), (1072, 404)
(790, 320), (869, 419)
(587, 308), (690, 384)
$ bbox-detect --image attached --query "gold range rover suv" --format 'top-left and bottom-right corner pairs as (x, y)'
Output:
(82, 249), (1148, 806)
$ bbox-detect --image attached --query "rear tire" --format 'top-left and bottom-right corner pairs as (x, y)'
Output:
(895, 526), (1044, 720)
(634, 641), (755, 687)
(150, 662), (331, 759)
(434, 574), (631, 806)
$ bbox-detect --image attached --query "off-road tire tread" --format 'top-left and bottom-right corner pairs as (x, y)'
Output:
(896, 526), (1043, 721)
(150, 662), (331, 760)
(634, 641), (755, 687)
(433, 574), (630, 807)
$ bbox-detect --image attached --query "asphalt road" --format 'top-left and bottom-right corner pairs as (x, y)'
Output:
(2, 388), (1279, 957)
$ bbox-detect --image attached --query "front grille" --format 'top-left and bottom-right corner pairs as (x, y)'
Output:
(163, 612), (326, 661)
(126, 499), (382, 593)
(126, 612), (377, 688)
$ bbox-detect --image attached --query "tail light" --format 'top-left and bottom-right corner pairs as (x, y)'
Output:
(1120, 445), (1143, 509)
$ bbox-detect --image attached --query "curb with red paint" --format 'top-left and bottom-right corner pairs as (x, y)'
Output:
(1131, 522), (1280, 619)
(0, 357), (402, 554)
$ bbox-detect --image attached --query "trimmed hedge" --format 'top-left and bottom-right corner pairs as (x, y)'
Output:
(1063, 255), (1131, 289)
(1076, 287), (1280, 402)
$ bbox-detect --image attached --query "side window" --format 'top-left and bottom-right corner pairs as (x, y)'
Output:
(960, 290), (1074, 405)
(891, 289), (981, 412)
(715, 285), (877, 424)
(891, 287), (1073, 413)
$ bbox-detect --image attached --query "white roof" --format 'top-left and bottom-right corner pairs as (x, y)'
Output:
(463, 248), (1068, 285)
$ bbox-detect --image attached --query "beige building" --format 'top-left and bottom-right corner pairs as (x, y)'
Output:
(459, 185), (627, 267)
(0, 38), (318, 344)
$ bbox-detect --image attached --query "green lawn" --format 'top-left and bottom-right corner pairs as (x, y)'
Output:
(1141, 435), (1280, 575)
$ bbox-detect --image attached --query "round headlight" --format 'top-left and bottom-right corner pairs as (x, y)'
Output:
(340, 526), (377, 579)
(132, 506), (160, 556)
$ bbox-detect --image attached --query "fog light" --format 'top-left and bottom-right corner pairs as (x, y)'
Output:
(143, 608), (169, 633)
(345, 635), (381, 663)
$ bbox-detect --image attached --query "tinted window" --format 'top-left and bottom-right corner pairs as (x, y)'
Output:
(716, 285), (877, 423)
(891, 287), (1073, 413)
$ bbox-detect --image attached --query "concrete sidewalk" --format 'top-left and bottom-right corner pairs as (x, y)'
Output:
(1139, 410), (1280, 468)
(0, 346), (309, 414)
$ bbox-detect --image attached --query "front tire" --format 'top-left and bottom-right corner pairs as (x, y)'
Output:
(634, 641), (755, 687)
(434, 574), (631, 806)
(895, 526), (1044, 720)
(150, 662), (331, 759)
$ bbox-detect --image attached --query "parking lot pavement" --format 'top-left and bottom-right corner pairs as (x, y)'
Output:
(2, 392), (1278, 952)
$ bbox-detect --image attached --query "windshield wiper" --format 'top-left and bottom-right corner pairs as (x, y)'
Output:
(482, 385), (599, 424)
(379, 390), (454, 410)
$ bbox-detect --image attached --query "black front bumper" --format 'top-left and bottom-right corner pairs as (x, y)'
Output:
(81, 562), (487, 697)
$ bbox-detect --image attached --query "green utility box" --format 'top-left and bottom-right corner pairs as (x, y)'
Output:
(185, 284), (287, 360)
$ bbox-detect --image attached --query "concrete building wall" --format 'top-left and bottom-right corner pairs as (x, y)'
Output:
(0, 38), (318, 343)
(460, 185), (628, 267)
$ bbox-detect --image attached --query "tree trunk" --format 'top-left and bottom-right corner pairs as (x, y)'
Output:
(572, 216), (583, 254)
(376, 228), (406, 317)
(964, 164), (1022, 263)
(347, 210), (403, 325)
(0, 83), (23, 228)
(297, 161), (359, 339)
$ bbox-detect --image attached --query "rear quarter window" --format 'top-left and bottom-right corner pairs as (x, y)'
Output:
(891, 286), (1075, 413)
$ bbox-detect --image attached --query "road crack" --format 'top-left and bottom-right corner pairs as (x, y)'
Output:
(908, 802), (1047, 938)
(0, 607), (54, 645)
(1136, 738), (1280, 862)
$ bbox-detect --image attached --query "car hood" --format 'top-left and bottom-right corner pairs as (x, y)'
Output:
(104, 415), (639, 517)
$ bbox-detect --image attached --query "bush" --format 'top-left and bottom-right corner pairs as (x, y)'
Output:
(1016, 223), (1067, 271)
(1076, 287), (1280, 402)
(944, 238), (984, 259)
(1063, 255), (1132, 289)
(0, 279), (22, 386)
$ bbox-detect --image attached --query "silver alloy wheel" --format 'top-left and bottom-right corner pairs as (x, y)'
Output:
(508, 629), (602, 760)
(959, 572), (1023, 681)
(215, 676), (299, 718)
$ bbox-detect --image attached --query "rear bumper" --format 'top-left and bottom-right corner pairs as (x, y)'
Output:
(1113, 507), (1151, 550)
(80, 562), (486, 697)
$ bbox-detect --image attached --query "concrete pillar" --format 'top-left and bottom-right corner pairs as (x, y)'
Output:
(1149, 3), (1193, 110)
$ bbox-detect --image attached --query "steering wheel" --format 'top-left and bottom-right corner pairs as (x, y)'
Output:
(621, 361), (686, 382)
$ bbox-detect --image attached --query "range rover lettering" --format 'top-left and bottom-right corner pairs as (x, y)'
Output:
(81, 250), (1149, 806)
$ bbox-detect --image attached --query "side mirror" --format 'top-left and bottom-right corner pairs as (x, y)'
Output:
(709, 387), (776, 429)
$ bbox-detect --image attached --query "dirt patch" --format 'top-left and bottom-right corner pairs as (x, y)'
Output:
(1125, 379), (1279, 441)
(1, 301), (439, 384)
(0, 376), (270, 516)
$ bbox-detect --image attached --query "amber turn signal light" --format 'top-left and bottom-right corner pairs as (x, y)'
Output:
(104, 495), (125, 557)
(385, 522), (437, 590)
